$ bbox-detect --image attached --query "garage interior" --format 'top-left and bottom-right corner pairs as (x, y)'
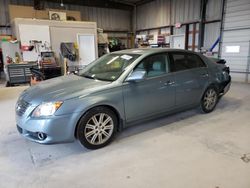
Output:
(0, 0), (250, 187)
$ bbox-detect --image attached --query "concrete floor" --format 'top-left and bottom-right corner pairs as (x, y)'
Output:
(0, 83), (250, 188)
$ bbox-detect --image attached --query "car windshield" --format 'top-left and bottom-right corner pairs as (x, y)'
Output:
(80, 53), (140, 81)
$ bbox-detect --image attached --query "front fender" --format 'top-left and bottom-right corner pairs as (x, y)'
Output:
(55, 86), (125, 128)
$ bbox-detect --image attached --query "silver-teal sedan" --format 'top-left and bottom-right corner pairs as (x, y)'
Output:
(16, 49), (231, 149)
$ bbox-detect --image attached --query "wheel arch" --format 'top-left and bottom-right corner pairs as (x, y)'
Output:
(207, 83), (220, 92)
(200, 83), (219, 113)
(74, 104), (123, 139)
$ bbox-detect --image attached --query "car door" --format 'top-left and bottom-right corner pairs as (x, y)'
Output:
(169, 52), (209, 107)
(122, 53), (175, 123)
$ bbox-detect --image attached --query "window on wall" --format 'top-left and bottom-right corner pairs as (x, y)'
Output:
(170, 52), (206, 72)
(134, 53), (170, 78)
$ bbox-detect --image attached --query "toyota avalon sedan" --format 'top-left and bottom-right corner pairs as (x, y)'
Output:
(16, 49), (231, 149)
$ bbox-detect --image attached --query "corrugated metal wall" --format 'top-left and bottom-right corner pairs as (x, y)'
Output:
(87, 7), (130, 31)
(203, 0), (223, 53)
(204, 22), (220, 52)
(221, 0), (250, 83)
(66, 4), (130, 31)
(223, 0), (250, 29)
(0, 0), (33, 35)
(136, 0), (201, 31)
(136, 0), (223, 30)
(206, 0), (223, 21)
(0, 0), (33, 24)
(0, 0), (131, 35)
(136, 0), (223, 53)
(136, 0), (170, 30)
(170, 0), (200, 24)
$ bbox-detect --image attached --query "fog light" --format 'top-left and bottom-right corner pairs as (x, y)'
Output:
(37, 132), (47, 140)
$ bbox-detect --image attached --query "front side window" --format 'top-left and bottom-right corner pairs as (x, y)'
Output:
(81, 53), (140, 81)
(134, 53), (170, 78)
(170, 52), (206, 72)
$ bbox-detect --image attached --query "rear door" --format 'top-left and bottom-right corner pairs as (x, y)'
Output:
(169, 52), (209, 107)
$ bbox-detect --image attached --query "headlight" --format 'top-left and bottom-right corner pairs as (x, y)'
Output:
(32, 101), (63, 117)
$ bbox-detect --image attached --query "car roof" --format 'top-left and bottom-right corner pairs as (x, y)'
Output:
(111, 48), (199, 55)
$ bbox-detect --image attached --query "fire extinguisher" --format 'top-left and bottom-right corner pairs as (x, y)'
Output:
(6, 55), (12, 64)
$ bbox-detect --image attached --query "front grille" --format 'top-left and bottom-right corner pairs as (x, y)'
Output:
(16, 99), (30, 116)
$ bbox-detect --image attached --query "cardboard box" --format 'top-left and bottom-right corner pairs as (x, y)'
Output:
(9, 5), (34, 21)
(9, 5), (81, 22)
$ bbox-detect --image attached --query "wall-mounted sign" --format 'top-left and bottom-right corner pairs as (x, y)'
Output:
(225, 46), (240, 53)
(175, 23), (182, 28)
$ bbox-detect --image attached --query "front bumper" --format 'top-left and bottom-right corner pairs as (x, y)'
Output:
(16, 111), (81, 144)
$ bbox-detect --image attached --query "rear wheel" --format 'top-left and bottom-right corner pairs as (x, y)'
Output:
(5, 81), (11, 87)
(77, 106), (117, 149)
(200, 87), (218, 113)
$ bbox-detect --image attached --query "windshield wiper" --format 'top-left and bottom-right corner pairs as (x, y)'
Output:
(82, 74), (95, 80)
(94, 77), (113, 82)
(82, 74), (112, 82)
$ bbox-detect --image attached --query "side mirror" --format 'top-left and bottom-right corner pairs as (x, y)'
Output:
(126, 70), (146, 82)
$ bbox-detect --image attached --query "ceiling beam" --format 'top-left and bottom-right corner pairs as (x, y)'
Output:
(43, 0), (133, 10)
(110, 0), (135, 6)
(135, 0), (155, 6)
(34, 0), (41, 10)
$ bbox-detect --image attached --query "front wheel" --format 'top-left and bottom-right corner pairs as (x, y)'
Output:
(77, 107), (117, 149)
(200, 87), (218, 113)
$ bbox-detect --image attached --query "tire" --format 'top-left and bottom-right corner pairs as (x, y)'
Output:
(5, 81), (10, 87)
(200, 86), (218, 113)
(77, 106), (118, 149)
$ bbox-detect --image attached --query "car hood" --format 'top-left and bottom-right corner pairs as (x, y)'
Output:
(20, 75), (111, 104)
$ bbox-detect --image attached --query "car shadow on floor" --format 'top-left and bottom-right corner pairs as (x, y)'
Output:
(2, 96), (242, 168)
(117, 96), (242, 141)
(217, 95), (243, 110)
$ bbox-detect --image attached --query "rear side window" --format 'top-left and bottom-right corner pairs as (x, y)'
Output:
(187, 54), (206, 68)
(170, 52), (206, 72)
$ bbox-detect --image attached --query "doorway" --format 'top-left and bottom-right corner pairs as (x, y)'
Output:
(77, 34), (97, 66)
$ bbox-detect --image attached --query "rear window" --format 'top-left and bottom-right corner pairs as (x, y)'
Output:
(170, 52), (206, 72)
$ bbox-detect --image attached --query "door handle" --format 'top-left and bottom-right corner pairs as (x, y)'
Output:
(201, 73), (209, 77)
(164, 81), (175, 86)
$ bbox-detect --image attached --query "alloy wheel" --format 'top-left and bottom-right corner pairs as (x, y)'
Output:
(84, 113), (114, 145)
(203, 89), (217, 110)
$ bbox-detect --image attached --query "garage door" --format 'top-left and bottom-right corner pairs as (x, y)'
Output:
(221, 0), (250, 83)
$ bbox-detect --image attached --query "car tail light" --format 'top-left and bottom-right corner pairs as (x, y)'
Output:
(223, 67), (230, 74)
